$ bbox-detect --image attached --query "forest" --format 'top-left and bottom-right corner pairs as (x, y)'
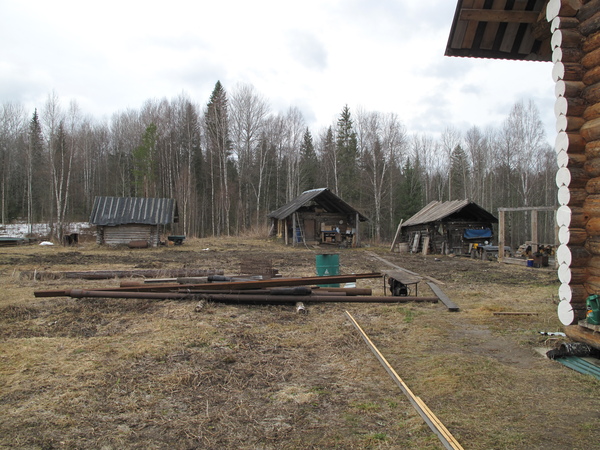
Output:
(0, 81), (558, 247)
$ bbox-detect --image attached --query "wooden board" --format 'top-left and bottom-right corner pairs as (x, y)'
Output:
(427, 282), (460, 312)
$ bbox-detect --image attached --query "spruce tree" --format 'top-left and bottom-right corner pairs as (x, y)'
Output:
(336, 105), (358, 202)
(299, 127), (317, 191)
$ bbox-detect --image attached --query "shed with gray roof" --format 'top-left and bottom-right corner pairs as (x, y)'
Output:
(400, 200), (497, 255)
(89, 197), (179, 247)
(268, 188), (368, 247)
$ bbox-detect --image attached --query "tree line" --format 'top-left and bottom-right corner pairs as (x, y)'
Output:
(0, 82), (557, 247)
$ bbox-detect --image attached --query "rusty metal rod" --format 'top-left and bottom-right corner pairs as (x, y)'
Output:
(197, 293), (437, 303)
(312, 287), (372, 296)
(61, 289), (436, 303)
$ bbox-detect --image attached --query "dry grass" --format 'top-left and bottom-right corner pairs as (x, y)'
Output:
(0, 237), (599, 449)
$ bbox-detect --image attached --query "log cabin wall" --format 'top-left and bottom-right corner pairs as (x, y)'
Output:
(550, 0), (600, 324)
(97, 224), (158, 247)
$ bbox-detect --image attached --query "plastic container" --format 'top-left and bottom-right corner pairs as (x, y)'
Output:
(526, 259), (534, 267)
(316, 254), (340, 287)
(586, 294), (600, 325)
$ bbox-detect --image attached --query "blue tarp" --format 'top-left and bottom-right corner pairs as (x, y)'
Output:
(463, 228), (492, 239)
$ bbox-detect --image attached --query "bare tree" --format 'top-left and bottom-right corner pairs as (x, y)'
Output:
(0, 102), (26, 224)
(440, 126), (462, 200)
(230, 83), (270, 231)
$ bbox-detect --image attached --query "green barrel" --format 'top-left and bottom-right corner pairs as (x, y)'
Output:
(316, 254), (340, 287)
(586, 294), (600, 325)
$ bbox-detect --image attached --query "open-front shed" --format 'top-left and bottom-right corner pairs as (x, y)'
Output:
(268, 188), (368, 247)
(401, 200), (498, 255)
(89, 197), (179, 247)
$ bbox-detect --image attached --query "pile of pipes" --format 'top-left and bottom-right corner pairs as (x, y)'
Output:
(34, 273), (439, 307)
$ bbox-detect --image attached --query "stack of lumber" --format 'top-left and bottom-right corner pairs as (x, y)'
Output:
(33, 272), (440, 305)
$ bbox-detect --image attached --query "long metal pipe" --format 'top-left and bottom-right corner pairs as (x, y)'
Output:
(65, 289), (437, 303)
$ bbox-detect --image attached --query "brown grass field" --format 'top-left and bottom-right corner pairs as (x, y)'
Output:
(0, 236), (599, 449)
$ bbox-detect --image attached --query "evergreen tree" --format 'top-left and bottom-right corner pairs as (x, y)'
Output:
(205, 81), (232, 235)
(299, 127), (318, 191)
(27, 109), (44, 227)
(336, 105), (358, 202)
(397, 158), (423, 221)
(450, 144), (469, 200)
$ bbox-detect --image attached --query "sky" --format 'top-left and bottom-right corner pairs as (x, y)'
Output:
(0, 0), (557, 143)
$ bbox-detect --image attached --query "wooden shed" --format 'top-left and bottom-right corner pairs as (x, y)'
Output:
(267, 188), (368, 247)
(89, 197), (179, 247)
(446, 0), (600, 335)
(400, 200), (498, 255)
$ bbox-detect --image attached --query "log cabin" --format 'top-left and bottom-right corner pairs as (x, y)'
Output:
(89, 196), (179, 247)
(400, 199), (498, 255)
(447, 0), (600, 345)
(267, 188), (368, 247)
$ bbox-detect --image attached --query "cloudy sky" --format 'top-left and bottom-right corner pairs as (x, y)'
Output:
(1, 0), (556, 142)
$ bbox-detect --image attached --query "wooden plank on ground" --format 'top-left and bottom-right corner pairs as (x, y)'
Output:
(367, 252), (445, 286)
(344, 311), (464, 450)
(427, 282), (460, 312)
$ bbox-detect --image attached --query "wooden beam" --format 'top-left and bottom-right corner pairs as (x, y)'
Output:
(344, 311), (464, 450)
(564, 324), (600, 350)
(427, 282), (460, 312)
(498, 206), (556, 212)
(390, 219), (403, 252)
(498, 210), (506, 263)
(459, 9), (540, 23)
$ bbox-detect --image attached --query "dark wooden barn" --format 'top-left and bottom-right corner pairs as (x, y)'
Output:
(89, 197), (179, 247)
(400, 200), (498, 255)
(267, 188), (368, 247)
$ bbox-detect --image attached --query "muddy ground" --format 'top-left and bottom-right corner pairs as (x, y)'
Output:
(0, 237), (599, 449)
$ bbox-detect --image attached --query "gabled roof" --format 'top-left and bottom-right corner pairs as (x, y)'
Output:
(89, 197), (179, 226)
(401, 200), (497, 228)
(446, 0), (552, 61)
(267, 188), (368, 221)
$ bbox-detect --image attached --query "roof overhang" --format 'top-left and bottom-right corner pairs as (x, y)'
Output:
(446, 0), (552, 61)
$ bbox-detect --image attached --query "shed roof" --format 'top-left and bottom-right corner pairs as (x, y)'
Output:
(401, 200), (497, 228)
(446, 0), (552, 61)
(267, 188), (368, 221)
(89, 197), (179, 226)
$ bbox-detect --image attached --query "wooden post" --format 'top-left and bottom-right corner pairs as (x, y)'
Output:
(498, 210), (505, 263)
(390, 220), (403, 252)
(285, 218), (289, 245)
(355, 213), (360, 247)
(531, 210), (539, 253)
(292, 213), (297, 247)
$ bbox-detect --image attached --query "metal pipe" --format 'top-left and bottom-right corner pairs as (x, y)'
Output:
(62, 289), (437, 303)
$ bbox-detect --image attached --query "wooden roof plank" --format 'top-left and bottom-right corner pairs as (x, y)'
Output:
(462, 0), (487, 49)
(518, 0), (547, 54)
(450, 0), (475, 49)
(499, 0), (528, 53)
(480, 0), (508, 50)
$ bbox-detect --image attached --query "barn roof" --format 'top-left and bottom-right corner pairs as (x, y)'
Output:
(89, 197), (179, 226)
(445, 0), (552, 61)
(401, 200), (497, 228)
(267, 188), (368, 222)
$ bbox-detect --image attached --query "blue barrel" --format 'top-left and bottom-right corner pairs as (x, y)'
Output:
(316, 254), (340, 287)
(296, 228), (302, 243)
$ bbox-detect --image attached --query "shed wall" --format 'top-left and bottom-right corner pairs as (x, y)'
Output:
(97, 224), (159, 247)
